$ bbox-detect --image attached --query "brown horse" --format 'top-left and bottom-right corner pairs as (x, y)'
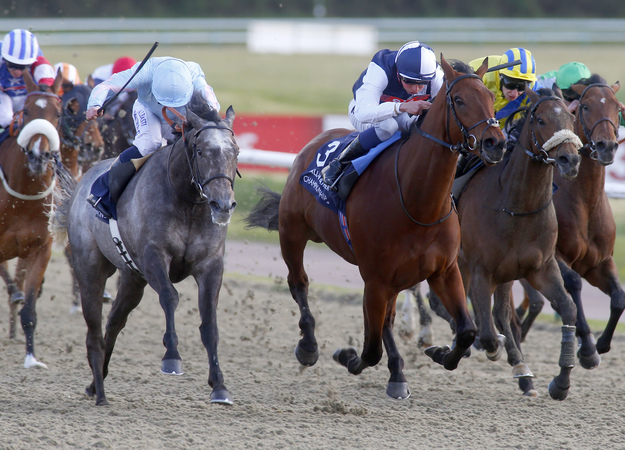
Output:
(516, 75), (622, 369)
(429, 88), (582, 399)
(245, 56), (506, 399)
(0, 70), (66, 368)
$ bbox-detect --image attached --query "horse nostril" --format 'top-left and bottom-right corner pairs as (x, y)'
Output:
(209, 200), (221, 212)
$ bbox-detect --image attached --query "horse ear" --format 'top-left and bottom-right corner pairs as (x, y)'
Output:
(552, 84), (564, 100)
(570, 83), (585, 96)
(525, 87), (539, 104)
(612, 81), (620, 93)
(223, 106), (235, 128)
(50, 69), (64, 95)
(23, 70), (38, 93)
(87, 74), (95, 88)
(185, 107), (202, 130)
(475, 57), (489, 79)
(439, 54), (456, 82)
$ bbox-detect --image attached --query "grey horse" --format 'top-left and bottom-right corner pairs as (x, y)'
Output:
(55, 92), (238, 406)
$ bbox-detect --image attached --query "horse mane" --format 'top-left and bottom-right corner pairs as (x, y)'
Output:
(188, 91), (222, 123)
(446, 59), (474, 75)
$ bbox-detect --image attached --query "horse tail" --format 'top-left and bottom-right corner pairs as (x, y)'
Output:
(48, 163), (77, 243)
(244, 186), (281, 232)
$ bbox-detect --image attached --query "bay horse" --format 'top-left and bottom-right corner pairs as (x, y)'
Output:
(0, 69), (68, 368)
(98, 90), (137, 160)
(516, 75), (622, 369)
(55, 92), (238, 406)
(245, 56), (506, 399)
(427, 88), (582, 399)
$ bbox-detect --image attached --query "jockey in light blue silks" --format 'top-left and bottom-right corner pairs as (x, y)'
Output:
(85, 57), (220, 221)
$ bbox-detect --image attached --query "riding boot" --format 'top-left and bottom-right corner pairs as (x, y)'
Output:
(87, 146), (142, 220)
(321, 136), (369, 190)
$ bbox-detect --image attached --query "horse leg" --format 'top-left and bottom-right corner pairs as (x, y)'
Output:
(413, 284), (434, 348)
(196, 261), (232, 405)
(424, 265), (476, 370)
(19, 245), (52, 369)
(280, 231), (318, 367)
(334, 281), (389, 376)
(467, 273), (503, 361)
(527, 264), (577, 401)
(557, 261), (600, 369)
(381, 293), (410, 399)
(584, 259), (625, 356)
(64, 245), (82, 314)
(518, 279), (545, 342)
(1, 261), (23, 339)
(493, 283), (537, 397)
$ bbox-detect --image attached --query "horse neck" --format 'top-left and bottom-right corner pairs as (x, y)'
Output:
(564, 151), (606, 203)
(501, 129), (554, 210)
(399, 128), (458, 216)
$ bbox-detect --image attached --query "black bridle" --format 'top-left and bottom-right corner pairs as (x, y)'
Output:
(413, 73), (500, 154)
(575, 83), (619, 160)
(395, 72), (499, 227)
(167, 123), (238, 204)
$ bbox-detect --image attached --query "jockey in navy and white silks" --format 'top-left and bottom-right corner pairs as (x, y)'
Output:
(87, 56), (220, 157)
(321, 41), (444, 189)
(0, 29), (55, 130)
(85, 57), (220, 221)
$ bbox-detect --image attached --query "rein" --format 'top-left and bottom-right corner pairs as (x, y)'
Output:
(576, 83), (619, 160)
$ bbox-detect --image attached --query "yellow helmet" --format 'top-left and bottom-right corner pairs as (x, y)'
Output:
(499, 48), (537, 82)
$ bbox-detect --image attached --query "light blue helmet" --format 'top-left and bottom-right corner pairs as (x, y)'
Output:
(2, 29), (39, 65)
(152, 59), (193, 107)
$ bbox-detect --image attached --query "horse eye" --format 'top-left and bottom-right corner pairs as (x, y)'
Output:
(454, 96), (464, 106)
(537, 118), (545, 126)
(197, 150), (203, 156)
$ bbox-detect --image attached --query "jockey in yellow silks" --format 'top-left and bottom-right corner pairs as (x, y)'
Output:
(469, 47), (537, 133)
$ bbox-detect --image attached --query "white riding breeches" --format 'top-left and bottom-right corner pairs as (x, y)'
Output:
(348, 99), (417, 142)
(0, 92), (25, 129)
(131, 100), (175, 156)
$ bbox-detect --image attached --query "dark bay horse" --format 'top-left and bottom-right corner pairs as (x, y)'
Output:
(516, 76), (622, 369)
(56, 93), (238, 406)
(0, 70), (67, 367)
(245, 56), (506, 399)
(428, 88), (582, 399)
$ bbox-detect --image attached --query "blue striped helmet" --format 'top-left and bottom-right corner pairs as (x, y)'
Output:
(500, 48), (537, 82)
(395, 41), (438, 82)
(2, 29), (39, 65)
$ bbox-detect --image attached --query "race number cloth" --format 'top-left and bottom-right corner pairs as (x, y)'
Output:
(299, 131), (402, 214)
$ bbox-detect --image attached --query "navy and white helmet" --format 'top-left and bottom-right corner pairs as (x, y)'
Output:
(2, 29), (39, 65)
(395, 41), (438, 83)
(152, 59), (193, 108)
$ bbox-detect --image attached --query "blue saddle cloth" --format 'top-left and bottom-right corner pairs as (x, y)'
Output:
(299, 131), (402, 215)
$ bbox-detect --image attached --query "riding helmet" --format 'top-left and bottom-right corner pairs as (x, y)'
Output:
(395, 41), (438, 82)
(1, 29), (40, 65)
(499, 48), (537, 82)
(556, 62), (591, 90)
(152, 58), (193, 108)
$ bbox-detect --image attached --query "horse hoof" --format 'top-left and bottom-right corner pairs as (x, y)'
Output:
(161, 359), (184, 375)
(10, 291), (25, 304)
(24, 354), (48, 369)
(512, 363), (534, 378)
(95, 398), (110, 406)
(103, 289), (113, 303)
(548, 378), (570, 401)
(386, 382), (411, 400)
(523, 389), (539, 397)
(577, 349), (601, 370)
(210, 389), (233, 405)
(424, 345), (451, 366)
(69, 304), (82, 314)
(295, 345), (319, 367)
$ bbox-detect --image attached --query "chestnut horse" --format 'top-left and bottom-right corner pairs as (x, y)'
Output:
(245, 57), (506, 399)
(516, 75), (622, 369)
(428, 88), (582, 399)
(0, 70), (68, 368)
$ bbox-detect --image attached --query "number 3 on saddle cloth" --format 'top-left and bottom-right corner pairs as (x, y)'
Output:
(299, 131), (402, 250)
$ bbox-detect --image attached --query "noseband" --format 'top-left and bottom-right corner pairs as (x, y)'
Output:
(414, 73), (500, 154)
(576, 83), (619, 160)
(522, 96), (582, 165)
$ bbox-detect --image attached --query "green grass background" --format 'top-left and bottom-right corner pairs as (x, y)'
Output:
(44, 43), (625, 282)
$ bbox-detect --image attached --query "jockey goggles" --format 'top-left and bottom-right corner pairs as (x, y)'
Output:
(5, 60), (30, 71)
(399, 75), (429, 85)
(501, 75), (526, 92)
